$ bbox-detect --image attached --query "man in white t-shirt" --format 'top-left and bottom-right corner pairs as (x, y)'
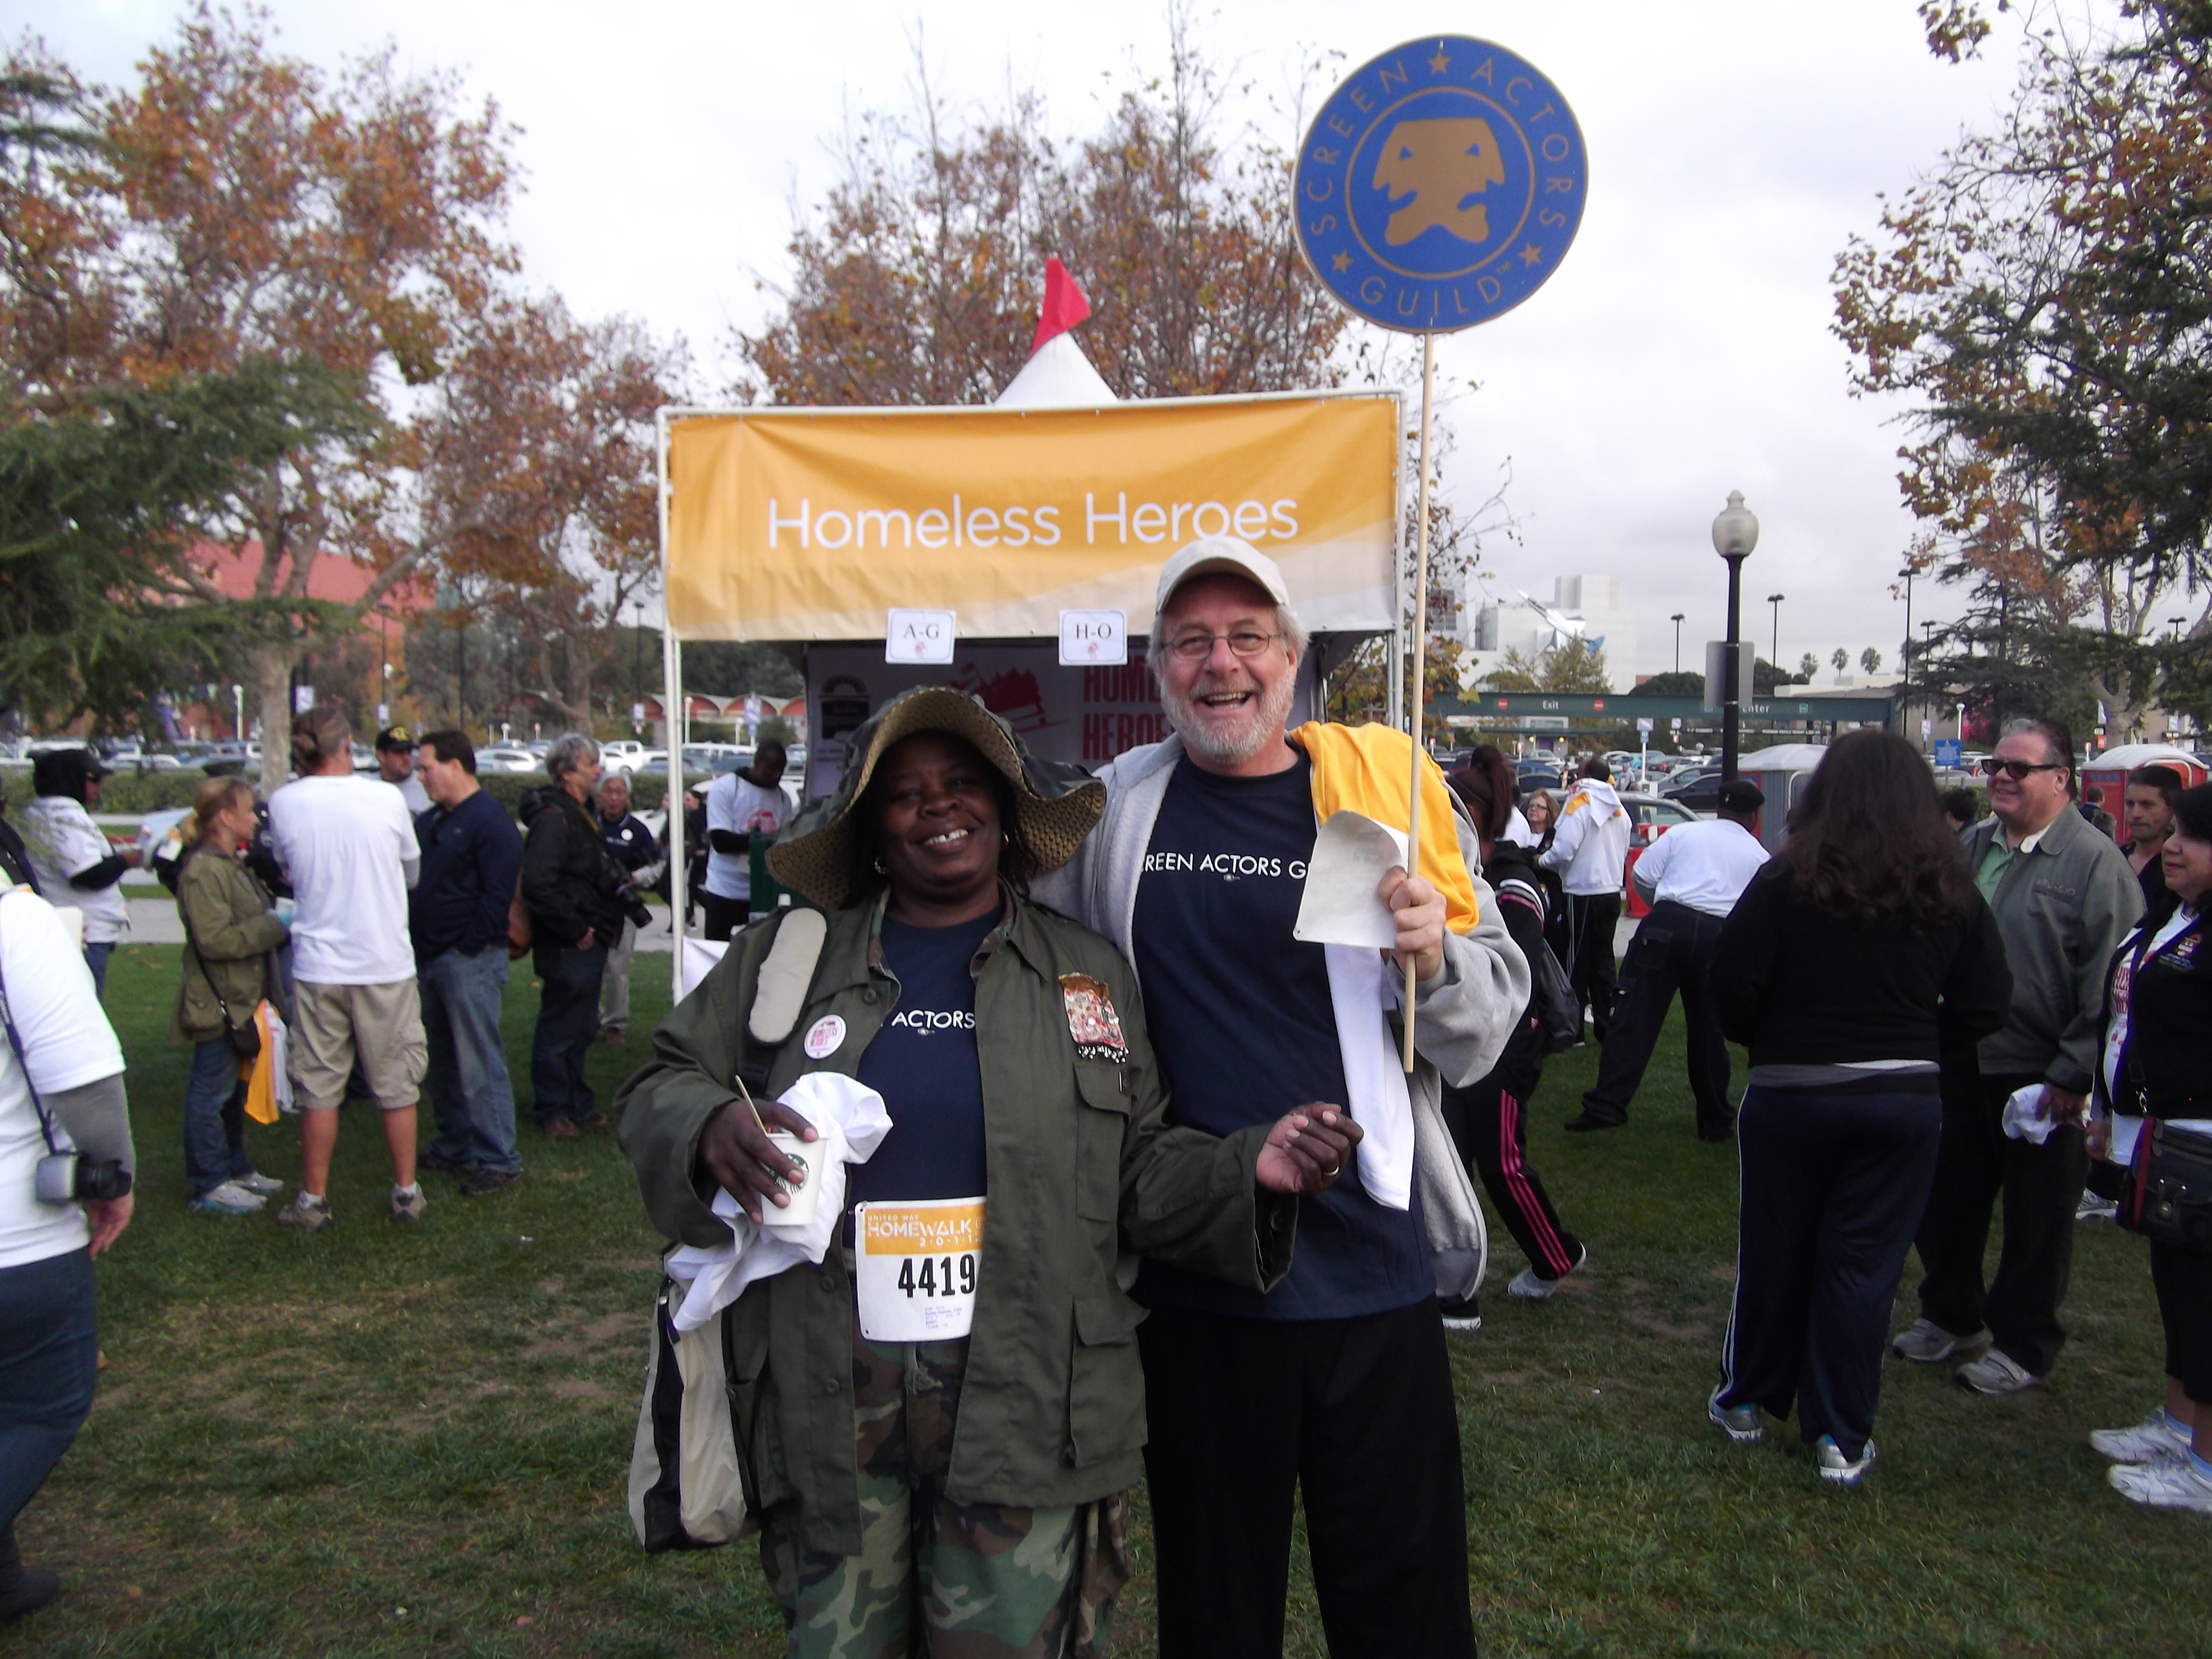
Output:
(0, 880), (132, 1619)
(17, 750), (140, 997)
(701, 738), (791, 941)
(1568, 778), (1770, 1139)
(265, 707), (428, 1230)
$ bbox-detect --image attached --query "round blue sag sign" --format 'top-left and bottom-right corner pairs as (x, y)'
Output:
(1294, 37), (1588, 333)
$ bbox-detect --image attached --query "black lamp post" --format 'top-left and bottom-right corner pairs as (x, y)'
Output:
(1712, 491), (1760, 784)
(1765, 593), (1784, 673)
(1670, 612), (1685, 674)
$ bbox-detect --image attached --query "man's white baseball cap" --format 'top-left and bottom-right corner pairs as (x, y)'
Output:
(1153, 536), (1291, 616)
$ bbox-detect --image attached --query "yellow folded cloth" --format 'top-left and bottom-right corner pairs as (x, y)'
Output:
(1291, 720), (1478, 933)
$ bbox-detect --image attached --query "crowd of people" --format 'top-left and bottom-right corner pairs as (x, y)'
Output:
(0, 532), (2206, 1645)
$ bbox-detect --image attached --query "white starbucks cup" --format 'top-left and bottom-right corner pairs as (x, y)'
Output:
(760, 1130), (821, 1228)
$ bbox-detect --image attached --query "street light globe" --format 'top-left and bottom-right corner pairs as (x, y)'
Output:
(1712, 490), (1759, 559)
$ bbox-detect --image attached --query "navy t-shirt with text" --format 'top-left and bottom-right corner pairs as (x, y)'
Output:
(1132, 753), (1431, 1320)
(850, 909), (996, 1206)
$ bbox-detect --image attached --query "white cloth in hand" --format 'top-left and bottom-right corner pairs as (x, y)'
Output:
(2002, 1083), (2059, 1146)
(665, 1072), (893, 1331)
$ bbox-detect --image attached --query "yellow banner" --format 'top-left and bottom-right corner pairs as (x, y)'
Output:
(664, 395), (1401, 641)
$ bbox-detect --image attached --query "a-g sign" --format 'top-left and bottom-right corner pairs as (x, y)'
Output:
(1294, 37), (1589, 333)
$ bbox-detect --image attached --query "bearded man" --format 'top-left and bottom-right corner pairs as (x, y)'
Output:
(1036, 537), (1526, 1659)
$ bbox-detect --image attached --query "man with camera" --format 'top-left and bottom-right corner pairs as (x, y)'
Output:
(519, 734), (644, 1138)
(410, 731), (525, 1197)
(0, 865), (133, 1620)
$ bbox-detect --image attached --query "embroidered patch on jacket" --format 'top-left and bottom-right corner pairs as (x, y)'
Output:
(1059, 973), (1128, 1062)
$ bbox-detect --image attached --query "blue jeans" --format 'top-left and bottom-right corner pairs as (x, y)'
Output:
(0, 1249), (97, 1531)
(531, 942), (607, 1128)
(182, 1037), (253, 1197)
(420, 948), (520, 1174)
(82, 942), (110, 999)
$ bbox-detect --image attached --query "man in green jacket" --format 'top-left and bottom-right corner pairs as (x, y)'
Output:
(1897, 716), (2144, 1393)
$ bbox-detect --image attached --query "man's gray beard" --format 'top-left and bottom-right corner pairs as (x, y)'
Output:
(1162, 670), (1298, 768)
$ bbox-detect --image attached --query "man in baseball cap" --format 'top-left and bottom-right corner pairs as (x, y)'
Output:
(1034, 534), (1525, 1659)
(1568, 775), (1770, 1138)
(376, 725), (430, 816)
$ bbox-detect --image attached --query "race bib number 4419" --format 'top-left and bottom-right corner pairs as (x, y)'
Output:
(855, 1198), (987, 1342)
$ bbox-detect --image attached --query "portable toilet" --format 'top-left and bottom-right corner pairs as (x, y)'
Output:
(1733, 742), (1835, 853)
(2078, 743), (2208, 838)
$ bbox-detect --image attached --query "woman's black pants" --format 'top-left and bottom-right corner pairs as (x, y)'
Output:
(1716, 1081), (1941, 1460)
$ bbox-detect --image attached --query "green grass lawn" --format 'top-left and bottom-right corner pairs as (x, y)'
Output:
(6, 945), (2208, 1657)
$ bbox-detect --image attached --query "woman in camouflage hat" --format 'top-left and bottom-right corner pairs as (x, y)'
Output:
(620, 686), (1358, 1657)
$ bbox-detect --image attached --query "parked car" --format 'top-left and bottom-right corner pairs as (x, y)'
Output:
(475, 747), (543, 775)
(1620, 791), (1700, 848)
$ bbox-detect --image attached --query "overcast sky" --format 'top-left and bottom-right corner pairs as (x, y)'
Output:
(38, 0), (2044, 677)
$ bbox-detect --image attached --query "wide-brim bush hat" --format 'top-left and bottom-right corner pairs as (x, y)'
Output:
(767, 686), (1104, 908)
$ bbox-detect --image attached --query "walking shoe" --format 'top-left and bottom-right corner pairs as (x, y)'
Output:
(416, 1150), (473, 1175)
(274, 1193), (334, 1231)
(1563, 1113), (1627, 1134)
(2109, 1455), (2212, 1514)
(2076, 1190), (2119, 1223)
(1437, 1295), (1482, 1333)
(389, 1184), (428, 1223)
(459, 1167), (521, 1198)
(1890, 1318), (1991, 1364)
(1955, 1348), (2039, 1395)
(189, 1180), (266, 1215)
(2091, 1408), (2192, 1465)
(1709, 1389), (1765, 1444)
(542, 1119), (583, 1140)
(233, 1170), (285, 1196)
(1509, 1243), (1589, 1300)
(1815, 1434), (1877, 1486)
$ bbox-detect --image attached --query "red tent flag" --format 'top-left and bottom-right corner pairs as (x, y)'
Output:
(1030, 257), (1092, 355)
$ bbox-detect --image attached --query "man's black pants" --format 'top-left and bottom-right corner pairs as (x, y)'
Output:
(1914, 1063), (2089, 1377)
(701, 892), (749, 944)
(1717, 1081), (1942, 1460)
(1580, 900), (1733, 1135)
(1564, 890), (1622, 1043)
(1138, 1300), (1476, 1659)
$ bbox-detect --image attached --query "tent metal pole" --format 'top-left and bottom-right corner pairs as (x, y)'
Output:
(656, 407), (689, 999)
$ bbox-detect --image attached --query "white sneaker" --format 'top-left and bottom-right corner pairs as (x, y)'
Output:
(234, 1170), (285, 1196)
(2109, 1455), (2212, 1514)
(189, 1179), (266, 1215)
(1509, 1243), (1589, 1300)
(1709, 1389), (1764, 1445)
(2077, 1191), (2119, 1223)
(2090, 1408), (2191, 1465)
(1816, 1435), (1877, 1487)
(1955, 1348), (2039, 1395)
(1891, 1318), (1991, 1364)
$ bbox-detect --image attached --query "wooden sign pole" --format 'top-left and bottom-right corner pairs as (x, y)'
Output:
(1403, 331), (1436, 1074)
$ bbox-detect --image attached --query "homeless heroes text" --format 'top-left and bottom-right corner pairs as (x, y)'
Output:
(766, 492), (1304, 552)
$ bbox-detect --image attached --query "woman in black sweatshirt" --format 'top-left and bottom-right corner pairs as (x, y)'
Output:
(1434, 749), (1586, 1330)
(1707, 729), (2012, 1485)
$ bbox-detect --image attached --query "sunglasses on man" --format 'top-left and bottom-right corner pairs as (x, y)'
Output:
(1979, 758), (2063, 779)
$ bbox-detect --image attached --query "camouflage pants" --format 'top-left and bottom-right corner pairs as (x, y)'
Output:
(760, 1316), (1130, 1659)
